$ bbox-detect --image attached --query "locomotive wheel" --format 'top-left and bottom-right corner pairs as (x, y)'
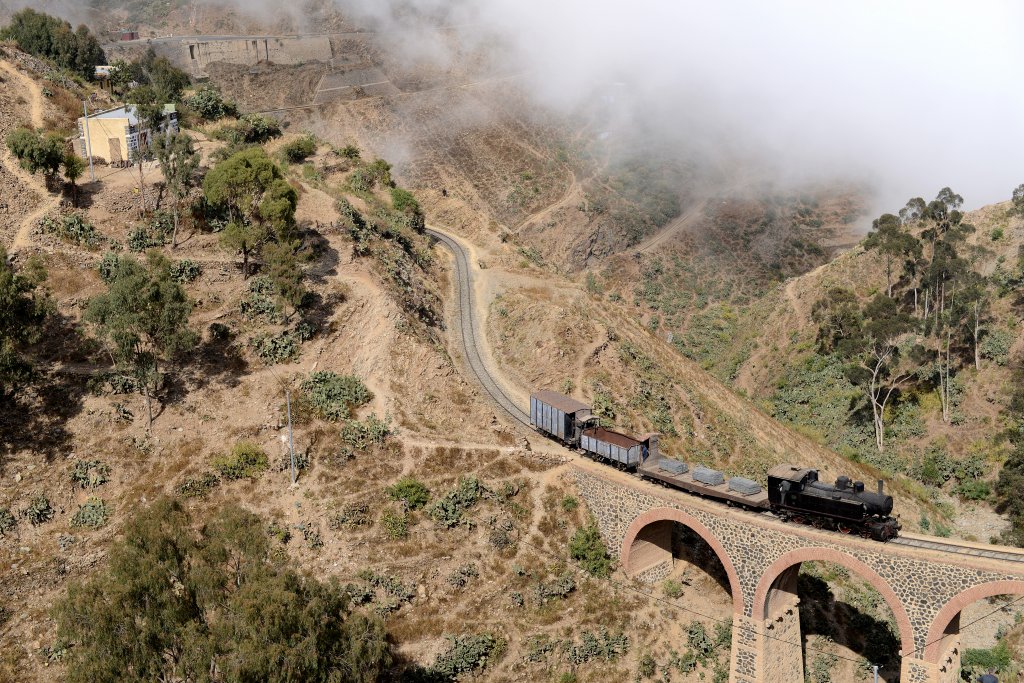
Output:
(837, 524), (852, 534)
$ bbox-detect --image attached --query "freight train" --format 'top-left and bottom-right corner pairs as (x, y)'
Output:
(530, 390), (900, 541)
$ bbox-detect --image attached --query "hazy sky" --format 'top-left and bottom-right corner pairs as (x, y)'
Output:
(346, 0), (1024, 210)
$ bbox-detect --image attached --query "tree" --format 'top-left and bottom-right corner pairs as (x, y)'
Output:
(6, 128), (65, 177)
(1012, 183), (1024, 216)
(84, 253), (197, 431)
(263, 241), (306, 320)
(0, 247), (47, 398)
(569, 522), (613, 578)
(864, 213), (920, 298)
(832, 294), (919, 451)
(108, 59), (144, 97)
(62, 152), (85, 206)
(54, 499), (392, 683)
(153, 133), (199, 249)
(204, 148), (297, 277)
(0, 9), (105, 79)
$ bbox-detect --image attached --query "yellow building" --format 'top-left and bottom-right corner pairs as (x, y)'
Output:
(74, 104), (178, 166)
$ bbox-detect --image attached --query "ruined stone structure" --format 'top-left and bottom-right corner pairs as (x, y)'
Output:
(572, 467), (1024, 683)
(175, 35), (333, 77)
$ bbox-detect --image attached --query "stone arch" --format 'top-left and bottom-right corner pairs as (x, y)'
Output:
(923, 579), (1024, 661)
(753, 547), (915, 657)
(620, 507), (743, 613)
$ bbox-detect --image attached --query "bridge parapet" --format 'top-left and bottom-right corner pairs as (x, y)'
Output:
(571, 466), (1024, 682)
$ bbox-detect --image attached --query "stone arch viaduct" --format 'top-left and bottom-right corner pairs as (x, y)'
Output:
(428, 226), (1024, 682)
(573, 467), (1024, 683)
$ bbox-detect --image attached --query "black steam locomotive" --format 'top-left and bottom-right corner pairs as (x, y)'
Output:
(767, 465), (900, 541)
(530, 390), (901, 541)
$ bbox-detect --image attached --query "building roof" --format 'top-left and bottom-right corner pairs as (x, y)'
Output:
(531, 390), (590, 415)
(582, 426), (640, 449)
(89, 105), (140, 125)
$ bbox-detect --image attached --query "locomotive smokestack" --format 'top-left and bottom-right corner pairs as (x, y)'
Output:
(877, 479), (884, 495)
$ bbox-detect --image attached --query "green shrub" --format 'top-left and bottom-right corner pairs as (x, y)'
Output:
(282, 135), (316, 163)
(535, 573), (576, 603)
(170, 260), (202, 284)
(71, 497), (110, 528)
(981, 327), (1015, 366)
(301, 371), (373, 420)
(387, 476), (430, 510)
(432, 633), (504, 678)
(213, 442), (268, 480)
(447, 563), (478, 588)
(39, 212), (99, 246)
(98, 251), (121, 282)
(962, 641), (1012, 671)
(249, 330), (300, 364)
(70, 460), (110, 489)
(955, 479), (991, 501)
(23, 496), (54, 525)
(429, 477), (483, 528)
(177, 473), (220, 498)
(638, 653), (657, 678)
(569, 522), (613, 578)
(213, 113), (281, 145)
(560, 495), (579, 512)
(565, 628), (630, 664)
(240, 276), (281, 322)
(663, 578), (683, 599)
(0, 508), (16, 536)
(380, 508), (408, 540)
(185, 86), (237, 120)
(340, 414), (393, 451)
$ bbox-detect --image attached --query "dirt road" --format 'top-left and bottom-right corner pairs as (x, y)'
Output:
(0, 59), (59, 254)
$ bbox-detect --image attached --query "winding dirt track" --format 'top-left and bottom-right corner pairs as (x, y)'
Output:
(426, 225), (1024, 568)
(0, 58), (60, 254)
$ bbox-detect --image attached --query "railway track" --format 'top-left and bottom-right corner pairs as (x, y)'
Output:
(891, 535), (1024, 564)
(428, 226), (1024, 566)
(427, 228), (532, 429)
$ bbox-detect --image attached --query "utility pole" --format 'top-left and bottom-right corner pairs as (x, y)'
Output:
(81, 101), (95, 182)
(287, 389), (296, 486)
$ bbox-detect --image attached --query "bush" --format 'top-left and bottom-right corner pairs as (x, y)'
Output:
(184, 86), (237, 120)
(282, 135), (317, 163)
(663, 579), (683, 599)
(429, 477), (483, 528)
(22, 496), (54, 525)
(340, 414), (393, 451)
(71, 497), (110, 528)
(0, 508), (16, 536)
(955, 479), (992, 501)
(213, 113), (281, 145)
(569, 522), (613, 578)
(38, 212), (99, 246)
(70, 460), (110, 489)
(170, 260), (202, 284)
(249, 330), (300, 364)
(380, 508), (408, 540)
(565, 628), (630, 665)
(240, 277), (282, 322)
(432, 633), (504, 678)
(560, 495), (579, 512)
(301, 371), (373, 420)
(177, 473), (220, 498)
(387, 476), (430, 510)
(212, 442), (268, 480)
(446, 563), (478, 588)
(98, 252), (121, 282)
(535, 573), (576, 602)
(981, 327), (1015, 366)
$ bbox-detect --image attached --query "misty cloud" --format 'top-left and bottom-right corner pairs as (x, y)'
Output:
(342, 0), (1024, 211)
